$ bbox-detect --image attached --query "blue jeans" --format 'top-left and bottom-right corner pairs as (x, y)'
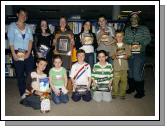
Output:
(85, 53), (94, 69)
(128, 54), (145, 81)
(51, 91), (69, 104)
(71, 91), (92, 102)
(13, 55), (34, 96)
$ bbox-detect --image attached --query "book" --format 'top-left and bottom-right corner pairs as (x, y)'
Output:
(39, 44), (50, 58)
(39, 77), (49, 92)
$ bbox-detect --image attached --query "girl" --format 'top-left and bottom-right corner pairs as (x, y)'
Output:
(53, 16), (74, 70)
(75, 20), (97, 68)
(34, 18), (53, 74)
(49, 55), (69, 104)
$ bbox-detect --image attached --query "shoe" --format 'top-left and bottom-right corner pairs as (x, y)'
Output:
(120, 96), (126, 100)
(126, 89), (135, 94)
(134, 93), (145, 98)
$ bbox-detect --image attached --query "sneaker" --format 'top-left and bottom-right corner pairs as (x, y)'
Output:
(134, 93), (145, 98)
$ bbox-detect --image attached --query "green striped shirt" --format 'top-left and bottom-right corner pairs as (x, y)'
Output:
(92, 62), (113, 85)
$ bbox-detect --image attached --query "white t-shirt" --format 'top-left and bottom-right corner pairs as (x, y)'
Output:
(70, 62), (91, 85)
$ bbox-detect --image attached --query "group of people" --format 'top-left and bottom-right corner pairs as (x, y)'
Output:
(7, 8), (151, 112)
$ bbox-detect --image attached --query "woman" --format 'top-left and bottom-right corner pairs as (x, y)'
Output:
(53, 16), (74, 70)
(33, 18), (53, 74)
(75, 20), (97, 68)
(7, 8), (34, 98)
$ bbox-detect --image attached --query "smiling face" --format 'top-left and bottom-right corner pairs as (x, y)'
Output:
(60, 17), (67, 29)
(115, 32), (124, 43)
(77, 53), (85, 63)
(53, 58), (62, 69)
(36, 60), (47, 72)
(130, 14), (139, 27)
(17, 10), (27, 23)
(83, 21), (91, 32)
(40, 20), (48, 31)
(98, 17), (107, 28)
(97, 52), (108, 64)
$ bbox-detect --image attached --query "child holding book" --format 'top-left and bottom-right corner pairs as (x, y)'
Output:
(110, 31), (131, 99)
(20, 58), (50, 112)
(91, 50), (113, 102)
(70, 49), (92, 102)
(49, 55), (69, 104)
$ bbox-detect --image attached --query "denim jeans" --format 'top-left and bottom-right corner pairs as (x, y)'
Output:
(71, 90), (92, 102)
(13, 55), (34, 96)
(51, 91), (69, 104)
(128, 54), (145, 81)
(85, 53), (94, 69)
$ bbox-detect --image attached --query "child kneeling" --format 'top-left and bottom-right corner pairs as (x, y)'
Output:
(49, 55), (69, 104)
(20, 58), (51, 113)
(91, 50), (113, 102)
(70, 49), (92, 102)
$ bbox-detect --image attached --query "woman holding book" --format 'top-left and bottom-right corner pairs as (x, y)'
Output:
(7, 8), (34, 98)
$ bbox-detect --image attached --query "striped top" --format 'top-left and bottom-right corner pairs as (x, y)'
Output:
(92, 62), (113, 85)
(124, 25), (151, 53)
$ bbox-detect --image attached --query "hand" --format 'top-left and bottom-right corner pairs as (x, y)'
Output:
(54, 89), (60, 96)
(24, 52), (30, 60)
(35, 91), (43, 96)
(124, 54), (128, 60)
(67, 51), (71, 56)
(13, 53), (18, 61)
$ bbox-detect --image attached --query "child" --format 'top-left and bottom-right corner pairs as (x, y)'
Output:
(96, 15), (115, 64)
(110, 31), (131, 99)
(20, 58), (50, 112)
(91, 50), (113, 102)
(70, 49), (92, 102)
(49, 55), (69, 104)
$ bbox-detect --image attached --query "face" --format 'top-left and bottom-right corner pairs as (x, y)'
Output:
(98, 53), (107, 63)
(53, 58), (62, 68)
(115, 33), (124, 43)
(60, 18), (67, 28)
(36, 61), (47, 72)
(77, 53), (85, 63)
(98, 17), (107, 28)
(83, 21), (91, 31)
(41, 20), (48, 31)
(130, 14), (139, 26)
(17, 10), (27, 23)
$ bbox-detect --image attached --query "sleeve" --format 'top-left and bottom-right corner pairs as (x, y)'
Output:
(110, 45), (116, 57)
(92, 33), (98, 50)
(109, 26), (115, 38)
(125, 44), (131, 57)
(87, 64), (91, 77)
(74, 33), (82, 50)
(69, 65), (75, 78)
(91, 65), (96, 79)
(7, 23), (15, 46)
(124, 27), (133, 45)
(141, 26), (151, 46)
(96, 30), (101, 44)
(27, 26), (33, 41)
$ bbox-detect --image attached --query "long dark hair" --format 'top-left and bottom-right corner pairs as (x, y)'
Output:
(35, 18), (50, 34)
(81, 20), (93, 34)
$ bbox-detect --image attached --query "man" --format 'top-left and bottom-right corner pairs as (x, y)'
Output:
(124, 11), (151, 98)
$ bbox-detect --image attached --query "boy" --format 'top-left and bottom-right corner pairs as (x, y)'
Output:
(96, 15), (115, 64)
(70, 49), (92, 102)
(20, 58), (50, 112)
(92, 50), (113, 102)
(111, 31), (131, 99)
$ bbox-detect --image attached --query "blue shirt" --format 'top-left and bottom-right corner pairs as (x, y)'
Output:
(7, 22), (33, 50)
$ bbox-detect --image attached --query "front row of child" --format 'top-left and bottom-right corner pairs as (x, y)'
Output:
(20, 31), (131, 112)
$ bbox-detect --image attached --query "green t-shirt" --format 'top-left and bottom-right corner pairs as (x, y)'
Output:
(49, 67), (66, 88)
